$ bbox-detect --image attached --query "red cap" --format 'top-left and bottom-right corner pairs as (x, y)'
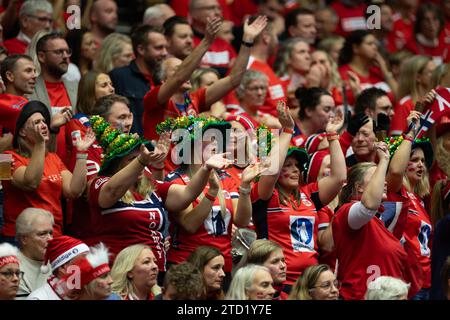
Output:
(304, 150), (329, 184)
(0, 243), (19, 268)
(42, 236), (89, 273)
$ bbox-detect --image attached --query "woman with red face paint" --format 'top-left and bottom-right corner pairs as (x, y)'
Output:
(386, 110), (435, 300)
(250, 100), (346, 293)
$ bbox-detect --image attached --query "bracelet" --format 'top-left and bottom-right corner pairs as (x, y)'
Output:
(137, 156), (147, 167)
(239, 185), (251, 195)
(326, 132), (339, 141)
(282, 128), (294, 134)
(402, 134), (414, 142)
(204, 192), (216, 202)
(76, 153), (88, 160)
(242, 40), (254, 47)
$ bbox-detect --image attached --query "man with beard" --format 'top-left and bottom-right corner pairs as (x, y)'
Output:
(88, 0), (118, 46)
(30, 32), (77, 161)
(110, 25), (168, 135)
(164, 16), (194, 60)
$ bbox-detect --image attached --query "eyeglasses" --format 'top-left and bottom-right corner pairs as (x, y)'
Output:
(0, 270), (24, 280)
(41, 48), (72, 57)
(310, 280), (341, 291)
(27, 14), (53, 24)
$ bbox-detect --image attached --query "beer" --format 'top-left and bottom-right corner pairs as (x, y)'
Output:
(0, 153), (12, 180)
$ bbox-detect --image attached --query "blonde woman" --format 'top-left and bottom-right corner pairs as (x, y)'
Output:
(288, 264), (339, 300)
(110, 244), (160, 300)
(390, 55), (436, 135)
(95, 33), (134, 74)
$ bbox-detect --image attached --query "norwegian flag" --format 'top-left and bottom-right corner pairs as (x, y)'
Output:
(415, 87), (450, 138)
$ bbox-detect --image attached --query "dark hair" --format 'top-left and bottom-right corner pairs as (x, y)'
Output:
(163, 262), (206, 299)
(0, 54), (33, 84)
(441, 257), (450, 298)
(295, 87), (331, 120)
(130, 24), (164, 57)
(36, 31), (65, 54)
(354, 87), (388, 114)
(65, 28), (91, 67)
(338, 30), (372, 66)
(163, 16), (189, 38)
(414, 3), (444, 36)
(285, 8), (314, 33)
(93, 94), (130, 119)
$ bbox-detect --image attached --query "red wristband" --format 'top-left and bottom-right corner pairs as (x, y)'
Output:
(282, 128), (294, 134)
(402, 134), (414, 142)
(204, 192), (216, 202)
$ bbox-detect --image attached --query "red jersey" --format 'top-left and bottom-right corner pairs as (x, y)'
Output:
(88, 176), (172, 270)
(390, 96), (414, 136)
(405, 35), (450, 65)
(339, 64), (393, 106)
(45, 81), (72, 164)
(248, 57), (286, 117)
(317, 206), (337, 272)
(0, 93), (28, 133)
(430, 162), (448, 191)
(403, 188), (432, 289)
(2, 37), (28, 55)
(2, 151), (66, 237)
(165, 168), (239, 273)
(142, 86), (207, 141)
(330, 2), (367, 37)
(291, 123), (307, 148)
(332, 202), (408, 300)
(193, 35), (236, 72)
(251, 181), (325, 285)
(389, 12), (415, 51)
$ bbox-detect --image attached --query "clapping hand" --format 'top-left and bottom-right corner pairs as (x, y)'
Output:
(50, 107), (73, 130)
(374, 141), (390, 162)
(326, 113), (344, 134)
(243, 15), (267, 42)
(205, 17), (222, 44)
(74, 127), (96, 151)
(241, 161), (270, 184)
(205, 152), (233, 170)
(277, 100), (294, 130)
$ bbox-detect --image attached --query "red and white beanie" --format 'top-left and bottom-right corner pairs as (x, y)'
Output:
(65, 243), (110, 288)
(41, 236), (89, 273)
(0, 243), (20, 269)
(304, 150), (330, 184)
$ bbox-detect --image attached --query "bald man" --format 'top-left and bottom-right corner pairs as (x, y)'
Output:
(89, 0), (118, 45)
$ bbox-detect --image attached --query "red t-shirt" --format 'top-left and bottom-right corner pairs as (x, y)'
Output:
(330, 2), (367, 37)
(2, 37), (28, 55)
(88, 176), (172, 269)
(339, 64), (393, 106)
(317, 206), (337, 272)
(403, 188), (432, 289)
(142, 86), (207, 141)
(332, 202), (408, 300)
(0, 93), (28, 134)
(45, 81), (72, 164)
(251, 181), (325, 285)
(165, 168), (239, 273)
(193, 35), (236, 71)
(390, 95), (414, 136)
(405, 36), (450, 65)
(388, 12), (415, 51)
(2, 151), (66, 237)
(430, 162), (448, 191)
(248, 57), (286, 117)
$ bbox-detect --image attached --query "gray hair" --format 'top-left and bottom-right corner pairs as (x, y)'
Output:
(274, 37), (310, 77)
(143, 4), (164, 24)
(15, 208), (54, 238)
(20, 0), (53, 17)
(235, 70), (268, 100)
(225, 265), (270, 300)
(365, 276), (410, 300)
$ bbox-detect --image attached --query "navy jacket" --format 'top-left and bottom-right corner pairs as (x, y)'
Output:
(109, 60), (151, 135)
(430, 214), (450, 300)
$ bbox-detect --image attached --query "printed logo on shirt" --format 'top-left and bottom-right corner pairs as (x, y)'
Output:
(94, 177), (109, 189)
(300, 193), (312, 207)
(48, 174), (62, 182)
(342, 17), (367, 32)
(289, 216), (315, 252)
(418, 220), (431, 257)
(268, 84), (285, 100)
(204, 205), (231, 236)
(71, 130), (81, 144)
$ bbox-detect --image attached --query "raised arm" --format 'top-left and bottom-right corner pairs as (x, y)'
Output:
(95, 144), (166, 208)
(61, 128), (95, 199)
(258, 101), (294, 200)
(348, 143), (390, 230)
(205, 16), (268, 106)
(317, 114), (347, 205)
(234, 162), (268, 227)
(156, 17), (222, 105)
(11, 125), (46, 191)
(386, 111), (421, 193)
(165, 153), (233, 213)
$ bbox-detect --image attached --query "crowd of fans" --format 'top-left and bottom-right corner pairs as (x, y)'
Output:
(0, 0), (450, 301)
